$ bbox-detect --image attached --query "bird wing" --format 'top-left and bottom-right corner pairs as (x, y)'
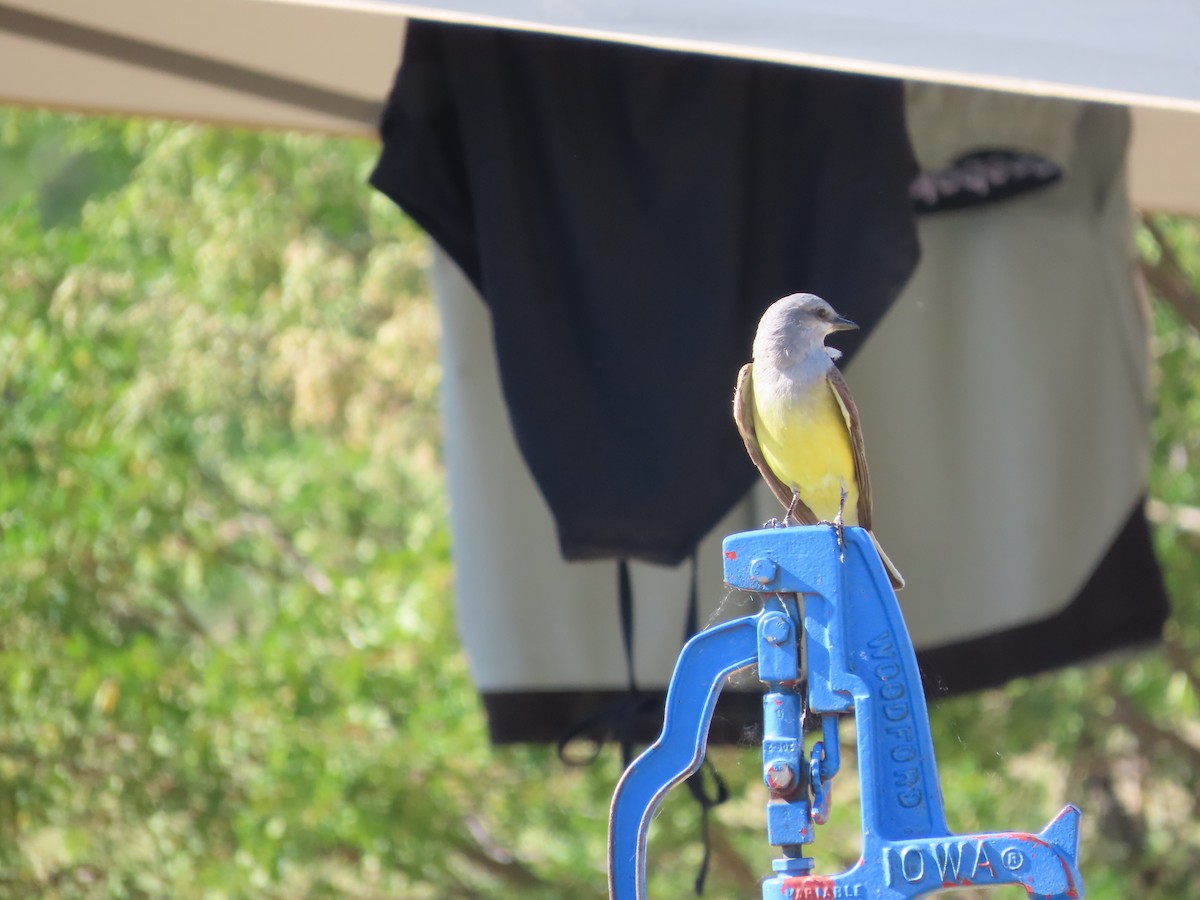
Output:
(734, 362), (818, 524)
(826, 364), (873, 530)
(827, 365), (905, 590)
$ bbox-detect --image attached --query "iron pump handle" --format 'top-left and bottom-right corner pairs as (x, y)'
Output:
(607, 614), (758, 899)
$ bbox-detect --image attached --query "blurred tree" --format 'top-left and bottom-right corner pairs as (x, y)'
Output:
(0, 109), (1196, 898)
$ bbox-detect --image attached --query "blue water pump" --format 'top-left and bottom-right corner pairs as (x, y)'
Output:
(608, 525), (1084, 899)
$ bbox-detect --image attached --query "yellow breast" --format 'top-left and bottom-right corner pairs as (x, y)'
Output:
(752, 375), (859, 524)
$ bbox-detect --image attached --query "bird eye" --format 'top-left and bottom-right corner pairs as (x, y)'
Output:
(815, 307), (830, 319)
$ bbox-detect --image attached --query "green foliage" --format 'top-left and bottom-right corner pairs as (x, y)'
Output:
(1, 108), (1198, 898)
(0, 109), (565, 898)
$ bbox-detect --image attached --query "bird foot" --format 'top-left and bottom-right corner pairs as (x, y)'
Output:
(834, 486), (848, 560)
(786, 489), (802, 527)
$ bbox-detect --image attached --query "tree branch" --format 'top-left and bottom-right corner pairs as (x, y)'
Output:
(1163, 636), (1200, 701)
(164, 587), (210, 641)
(705, 819), (761, 892)
(196, 465), (334, 597)
(1140, 214), (1200, 333)
(1108, 687), (1200, 776)
(455, 816), (548, 892)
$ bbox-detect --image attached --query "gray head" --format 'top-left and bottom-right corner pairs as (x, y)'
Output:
(752, 293), (858, 363)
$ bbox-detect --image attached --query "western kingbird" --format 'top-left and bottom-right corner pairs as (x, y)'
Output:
(734, 293), (904, 589)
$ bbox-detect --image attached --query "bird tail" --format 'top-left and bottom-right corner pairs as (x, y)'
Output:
(868, 530), (905, 591)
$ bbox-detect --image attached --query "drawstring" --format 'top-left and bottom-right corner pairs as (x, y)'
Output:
(685, 757), (730, 895)
(683, 551), (699, 644)
(557, 559), (653, 769)
(681, 552), (726, 895)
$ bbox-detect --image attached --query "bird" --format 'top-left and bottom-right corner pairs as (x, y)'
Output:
(733, 292), (904, 589)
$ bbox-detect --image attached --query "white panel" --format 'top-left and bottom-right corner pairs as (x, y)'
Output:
(5, 0), (1200, 210)
(299, 0), (1200, 112)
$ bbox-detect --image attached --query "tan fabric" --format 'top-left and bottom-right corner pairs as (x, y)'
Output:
(905, 83), (1083, 170)
(852, 87), (1149, 646)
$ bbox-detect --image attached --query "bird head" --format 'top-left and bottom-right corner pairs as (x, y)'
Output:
(753, 293), (858, 362)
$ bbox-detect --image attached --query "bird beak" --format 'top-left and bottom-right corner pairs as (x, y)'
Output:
(830, 314), (859, 332)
